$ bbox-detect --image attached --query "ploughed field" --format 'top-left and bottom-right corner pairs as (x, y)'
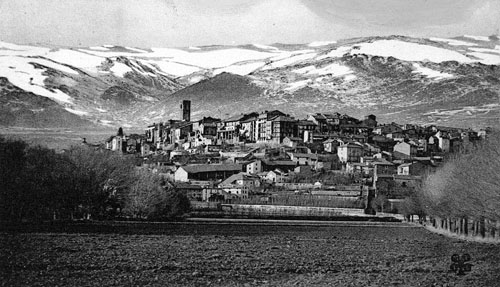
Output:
(1, 221), (500, 286)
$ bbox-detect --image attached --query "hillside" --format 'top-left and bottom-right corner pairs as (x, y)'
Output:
(0, 35), (499, 129)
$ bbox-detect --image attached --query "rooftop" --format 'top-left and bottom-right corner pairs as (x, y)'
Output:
(179, 164), (242, 174)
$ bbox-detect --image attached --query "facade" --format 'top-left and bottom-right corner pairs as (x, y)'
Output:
(218, 172), (261, 198)
(337, 143), (364, 163)
(266, 115), (297, 144)
(180, 100), (191, 122)
(282, 137), (302, 148)
(297, 120), (317, 140)
(246, 160), (263, 174)
(256, 110), (286, 142)
(266, 170), (287, 183)
(435, 131), (451, 153)
(393, 142), (418, 159)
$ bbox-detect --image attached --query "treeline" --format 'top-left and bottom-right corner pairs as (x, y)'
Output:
(0, 136), (190, 222)
(402, 132), (500, 226)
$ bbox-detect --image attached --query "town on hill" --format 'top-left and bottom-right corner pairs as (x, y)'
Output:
(99, 99), (489, 215)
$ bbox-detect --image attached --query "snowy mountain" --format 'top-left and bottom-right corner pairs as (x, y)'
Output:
(1, 35), (499, 129)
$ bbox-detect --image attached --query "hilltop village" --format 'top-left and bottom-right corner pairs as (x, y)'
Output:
(101, 100), (488, 212)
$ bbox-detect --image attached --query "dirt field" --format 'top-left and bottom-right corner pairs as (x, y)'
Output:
(1, 221), (500, 286)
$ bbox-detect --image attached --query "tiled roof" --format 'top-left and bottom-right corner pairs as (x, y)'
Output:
(179, 164), (242, 174)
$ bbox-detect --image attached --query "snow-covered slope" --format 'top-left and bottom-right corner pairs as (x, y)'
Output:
(1, 35), (499, 129)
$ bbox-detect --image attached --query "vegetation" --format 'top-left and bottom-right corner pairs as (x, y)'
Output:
(0, 136), (190, 222)
(412, 132), (500, 223)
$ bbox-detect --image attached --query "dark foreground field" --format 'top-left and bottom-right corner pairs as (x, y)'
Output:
(1, 221), (500, 287)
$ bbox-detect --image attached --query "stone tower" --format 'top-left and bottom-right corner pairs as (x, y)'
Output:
(180, 100), (191, 122)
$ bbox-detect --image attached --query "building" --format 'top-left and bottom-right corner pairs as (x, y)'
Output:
(246, 160), (263, 174)
(435, 131), (451, 153)
(267, 115), (298, 144)
(266, 169), (288, 183)
(174, 164), (242, 182)
(282, 136), (302, 148)
(397, 161), (433, 176)
(362, 114), (377, 128)
(256, 110), (286, 142)
(297, 120), (317, 140)
(337, 143), (364, 163)
(218, 172), (261, 198)
(240, 115), (258, 142)
(180, 100), (191, 122)
(175, 182), (203, 201)
(287, 152), (317, 166)
(393, 142), (418, 159)
(323, 138), (343, 153)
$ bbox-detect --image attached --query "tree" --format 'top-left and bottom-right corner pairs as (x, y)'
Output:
(123, 169), (167, 219)
(65, 145), (135, 219)
(372, 194), (389, 213)
(0, 136), (28, 221)
(123, 169), (191, 220)
(420, 132), (500, 221)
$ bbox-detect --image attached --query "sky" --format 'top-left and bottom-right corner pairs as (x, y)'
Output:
(1, 0), (499, 48)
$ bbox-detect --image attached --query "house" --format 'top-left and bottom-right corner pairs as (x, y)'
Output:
(294, 165), (313, 174)
(312, 154), (336, 171)
(380, 123), (403, 135)
(297, 120), (317, 140)
(105, 135), (126, 153)
(174, 164), (242, 182)
(362, 114), (377, 128)
(246, 160), (262, 174)
(351, 134), (367, 144)
(217, 114), (244, 144)
(218, 172), (261, 198)
(393, 175), (422, 189)
(267, 115), (298, 144)
(337, 143), (364, 163)
(372, 159), (397, 195)
(435, 131), (451, 153)
(266, 169), (288, 183)
(345, 162), (372, 175)
(393, 141), (418, 159)
(202, 188), (236, 202)
(287, 152), (317, 166)
(240, 115), (258, 142)
(175, 182), (204, 201)
(256, 110), (286, 142)
(363, 143), (381, 155)
(194, 117), (220, 136)
(323, 138), (342, 153)
(373, 159), (397, 175)
(386, 131), (406, 141)
(371, 135), (396, 152)
(283, 136), (303, 148)
(170, 122), (193, 144)
(397, 162), (425, 176)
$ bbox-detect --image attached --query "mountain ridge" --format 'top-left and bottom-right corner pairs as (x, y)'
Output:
(0, 35), (499, 129)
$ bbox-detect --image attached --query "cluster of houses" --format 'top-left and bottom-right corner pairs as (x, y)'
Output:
(103, 100), (489, 206)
